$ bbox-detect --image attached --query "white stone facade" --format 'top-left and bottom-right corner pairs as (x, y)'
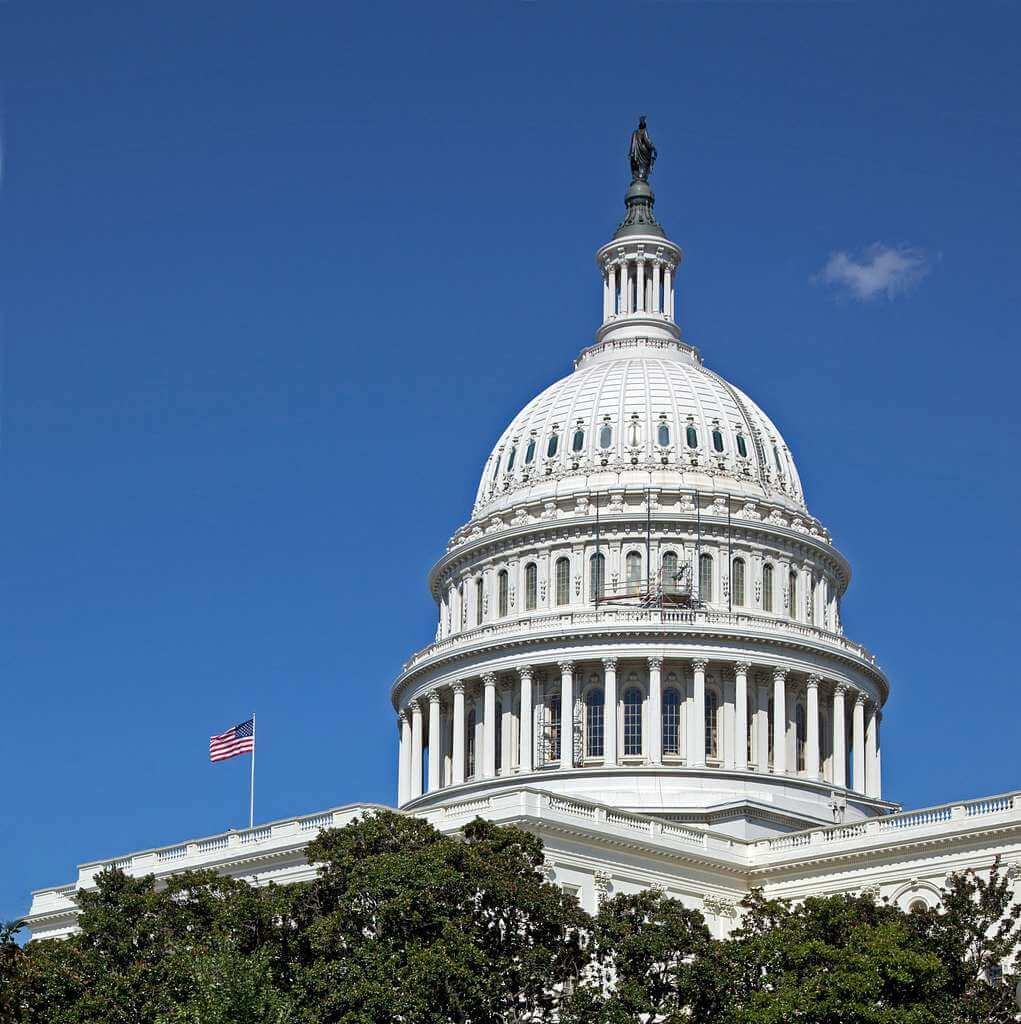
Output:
(24, 142), (1021, 942)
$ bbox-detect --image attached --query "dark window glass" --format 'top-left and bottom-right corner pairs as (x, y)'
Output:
(662, 688), (681, 755)
(623, 687), (643, 756)
(762, 564), (774, 612)
(657, 423), (671, 446)
(548, 696), (562, 761)
(599, 424), (612, 449)
(736, 434), (748, 458)
(589, 553), (605, 601)
(686, 425), (698, 448)
(555, 557), (570, 606)
(712, 429), (724, 453)
(586, 688), (604, 758)
(572, 428), (584, 453)
(525, 439), (536, 464)
(498, 570), (509, 617)
(491, 456), (501, 481)
(547, 434), (559, 458)
(525, 563), (537, 611)
(507, 446), (516, 471)
(706, 690), (719, 758)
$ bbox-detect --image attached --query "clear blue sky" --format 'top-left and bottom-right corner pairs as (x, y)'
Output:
(3, 3), (1019, 922)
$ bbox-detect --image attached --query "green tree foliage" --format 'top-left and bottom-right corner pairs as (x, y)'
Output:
(6, 812), (1019, 1023)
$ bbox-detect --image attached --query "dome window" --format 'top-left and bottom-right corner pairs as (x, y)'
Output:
(712, 429), (724, 453)
(762, 564), (774, 613)
(525, 438), (536, 465)
(627, 416), (641, 447)
(736, 434), (748, 458)
(599, 424), (613, 449)
(686, 425), (699, 449)
(572, 428), (585, 453)
(506, 445), (517, 472)
(657, 423), (671, 446)
(547, 433), (559, 458)
(491, 454), (501, 482)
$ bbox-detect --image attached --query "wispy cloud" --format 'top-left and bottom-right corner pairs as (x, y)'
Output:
(815, 243), (931, 302)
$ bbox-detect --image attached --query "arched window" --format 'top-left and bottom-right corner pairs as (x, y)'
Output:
(589, 552), (605, 601)
(547, 433), (559, 458)
(698, 553), (713, 602)
(809, 578), (817, 624)
(909, 899), (928, 914)
(732, 557), (746, 607)
(555, 557), (571, 606)
(507, 445), (517, 472)
(494, 699), (503, 769)
(623, 686), (643, 756)
(788, 570), (798, 619)
(491, 454), (501, 482)
(662, 688), (681, 756)
(548, 695), (562, 762)
(524, 563), (537, 611)
(762, 564), (774, 613)
(498, 570), (509, 618)
(466, 709), (477, 777)
(599, 423), (613, 449)
(686, 425), (698, 448)
(795, 703), (806, 772)
(767, 697), (775, 764)
(712, 428), (724, 453)
(626, 551), (642, 593)
(572, 428), (585, 453)
(628, 418), (642, 446)
(475, 577), (484, 626)
(662, 550), (678, 592)
(525, 438), (536, 464)
(705, 689), (719, 759)
(736, 433), (748, 458)
(585, 688), (604, 758)
(657, 422), (671, 446)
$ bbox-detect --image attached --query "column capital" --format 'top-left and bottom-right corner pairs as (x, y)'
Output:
(734, 661), (751, 675)
(517, 664), (533, 681)
(427, 689), (441, 706)
(834, 682), (849, 697)
(408, 698), (421, 714)
(854, 690), (867, 708)
(451, 680), (466, 695)
(558, 660), (575, 674)
(692, 658), (708, 673)
(772, 667), (788, 683)
(602, 656), (617, 671)
(481, 673), (497, 688)
(806, 673), (822, 689)
(647, 656), (663, 671)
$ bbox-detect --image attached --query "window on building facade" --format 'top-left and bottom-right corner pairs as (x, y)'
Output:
(585, 688), (604, 758)
(623, 686), (643, 756)
(762, 564), (774, 612)
(507, 445), (516, 472)
(555, 557), (570, 606)
(627, 418), (641, 446)
(548, 695), (562, 762)
(662, 550), (678, 581)
(788, 570), (798, 619)
(712, 428), (724, 453)
(795, 702), (806, 772)
(524, 563), (537, 611)
(699, 553), (713, 602)
(525, 438), (536, 464)
(732, 557), (746, 606)
(657, 423), (671, 446)
(589, 552), (605, 601)
(686, 425), (698, 448)
(572, 428), (585, 453)
(662, 688), (681, 755)
(466, 709), (476, 777)
(736, 433), (748, 458)
(459, 583), (466, 625)
(547, 433), (559, 458)
(767, 697), (775, 764)
(491, 455), (501, 482)
(706, 689), (719, 759)
(498, 570), (509, 617)
(626, 551), (642, 592)
(599, 423), (613, 449)
(475, 577), (484, 626)
(809, 578), (816, 624)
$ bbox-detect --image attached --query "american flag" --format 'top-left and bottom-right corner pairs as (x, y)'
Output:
(209, 718), (255, 763)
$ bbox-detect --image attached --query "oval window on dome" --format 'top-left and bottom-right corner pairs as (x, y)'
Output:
(491, 455), (501, 482)
(507, 445), (516, 471)
(547, 433), (559, 458)
(657, 423), (671, 446)
(525, 438), (536, 464)
(736, 434), (748, 458)
(599, 424), (613, 449)
(712, 429), (724, 453)
(686, 426), (698, 449)
(628, 419), (641, 446)
(572, 428), (585, 453)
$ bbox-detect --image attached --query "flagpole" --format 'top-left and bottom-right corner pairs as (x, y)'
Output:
(249, 712), (256, 829)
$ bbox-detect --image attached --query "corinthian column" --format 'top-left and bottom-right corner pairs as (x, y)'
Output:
(806, 674), (821, 780)
(398, 711), (411, 805)
(772, 669), (787, 775)
(410, 700), (423, 800)
(866, 703), (879, 798)
(852, 692), (866, 794)
(734, 662), (750, 771)
(451, 682), (466, 786)
(518, 666), (534, 773)
(832, 684), (847, 788)
(603, 657), (617, 766)
(427, 691), (441, 793)
(648, 657), (663, 765)
(690, 659), (707, 767)
(482, 674), (497, 778)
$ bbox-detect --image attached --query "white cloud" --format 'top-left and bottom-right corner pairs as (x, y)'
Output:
(815, 243), (931, 301)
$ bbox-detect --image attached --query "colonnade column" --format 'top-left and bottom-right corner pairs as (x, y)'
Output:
(619, 259), (630, 314)
(874, 711), (883, 799)
(865, 704), (880, 798)
(602, 267), (612, 319)
(636, 258), (646, 313)
(772, 669), (787, 775)
(648, 657), (662, 765)
(734, 662), (749, 771)
(664, 264), (673, 319)
(516, 666), (533, 774)
(852, 692), (866, 794)
(652, 260), (662, 313)
(603, 657), (618, 765)
(559, 661), (575, 767)
(832, 684), (847, 788)
(451, 682), (466, 786)
(690, 658), (707, 767)
(398, 712), (411, 805)
(482, 673), (497, 778)
(410, 700), (423, 800)
(755, 676), (770, 771)
(427, 690), (441, 793)
(806, 674), (821, 779)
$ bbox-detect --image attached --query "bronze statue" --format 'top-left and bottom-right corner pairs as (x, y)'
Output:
(628, 116), (656, 182)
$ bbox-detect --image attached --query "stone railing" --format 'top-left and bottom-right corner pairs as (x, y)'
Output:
(402, 606), (879, 675)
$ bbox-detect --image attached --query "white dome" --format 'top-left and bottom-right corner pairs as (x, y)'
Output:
(473, 337), (806, 518)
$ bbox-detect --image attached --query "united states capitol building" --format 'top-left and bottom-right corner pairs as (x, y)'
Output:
(26, 127), (1021, 940)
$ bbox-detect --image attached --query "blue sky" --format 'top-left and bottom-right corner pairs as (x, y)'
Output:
(3, 2), (1020, 922)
